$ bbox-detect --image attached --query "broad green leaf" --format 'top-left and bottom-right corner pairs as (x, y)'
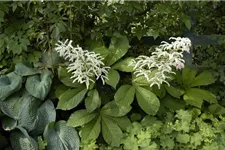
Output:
(58, 66), (83, 88)
(25, 70), (53, 100)
(176, 133), (190, 144)
(164, 85), (185, 98)
(188, 70), (215, 87)
(1, 116), (17, 131)
(112, 57), (135, 72)
(114, 85), (135, 107)
(44, 121), (80, 150)
(184, 88), (204, 108)
(55, 84), (69, 99)
(41, 51), (62, 68)
(10, 129), (38, 150)
(105, 69), (120, 89)
(161, 95), (185, 111)
(182, 67), (198, 88)
(105, 34), (130, 66)
(150, 85), (166, 99)
(67, 109), (97, 127)
(108, 116), (131, 131)
(15, 63), (40, 76)
(0, 72), (22, 101)
(101, 101), (131, 117)
(208, 104), (225, 115)
(80, 116), (101, 141)
(57, 87), (88, 110)
(135, 86), (160, 115)
(85, 89), (101, 113)
(92, 46), (108, 59)
(102, 116), (123, 147)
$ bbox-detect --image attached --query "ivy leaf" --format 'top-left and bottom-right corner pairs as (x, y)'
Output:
(105, 69), (120, 89)
(85, 89), (101, 113)
(208, 104), (225, 115)
(0, 72), (22, 101)
(44, 121), (80, 150)
(57, 87), (88, 110)
(25, 70), (53, 100)
(164, 85), (185, 98)
(135, 86), (160, 115)
(188, 70), (215, 87)
(114, 85), (135, 107)
(101, 101), (131, 117)
(80, 116), (101, 141)
(15, 63), (40, 76)
(112, 57), (135, 72)
(105, 34), (130, 66)
(102, 116), (123, 147)
(67, 109), (97, 127)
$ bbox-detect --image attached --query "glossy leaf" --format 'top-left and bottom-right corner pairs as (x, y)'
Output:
(164, 85), (185, 98)
(112, 57), (135, 72)
(114, 85), (135, 107)
(105, 69), (120, 89)
(188, 70), (215, 87)
(85, 89), (101, 113)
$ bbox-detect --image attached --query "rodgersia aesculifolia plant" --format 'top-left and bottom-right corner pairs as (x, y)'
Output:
(131, 37), (191, 88)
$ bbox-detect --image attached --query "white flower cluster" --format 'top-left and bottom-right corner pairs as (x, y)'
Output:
(55, 39), (110, 89)
(131, 37), (191, 88)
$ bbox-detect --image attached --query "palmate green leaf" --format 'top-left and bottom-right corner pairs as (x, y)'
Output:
(208, 104), (225, 115)
(15, 63), (40, 76)
(112, 57), (135, 72)
(44, 121), (80, 150)
(80, 116), (101, 141)
(10, 128), (38, 150)
(188, 70), (215, 87)
(164, 85), (185, 98)
(101, 101), (131, 117)
(161, 95), (185, 111)
(25, 70), (53, 100)
(55, 84), (69, 99)
(92, 46), (109, 59)
(105, 34), (130, 66)
(105, 69), (120, 89)
(85, 89), (101, 113)
(67, 109), (98, 127)
(108, 116), (131, 131)
(0, 72), (22, 101)
(114, 85), (135, 107)
(148, 85), (166, 99)
(135, 86), (160, 115)
(102, 116), (123, 147)
(57, 87), (88, 110)
(182, 67), (198, 88)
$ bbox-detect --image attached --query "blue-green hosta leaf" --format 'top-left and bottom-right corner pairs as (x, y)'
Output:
(67, 109), (98, 127)
(15, 63), (40, 76)
(112, 57), (135, 72)
(101, 101), (131, 117)
(188, 70), (215, 87)
(57, 87), (88, 110)
(105, 34), (130, 66)
(0, 72), (22, 101)
(26, 70), (53, 100)
(102, 116), (123, 147)
(31, 100), (56, 135)
(114, 85), (135, 107)
(135, 86), (160, 115)
(10, 128), (38, 150)
(1, 116), (17, 131)
(105, 69), (120, 89)
(44, 121), (80, 150)
(164, 85), (185, 98)
(85, 89), (101, 113)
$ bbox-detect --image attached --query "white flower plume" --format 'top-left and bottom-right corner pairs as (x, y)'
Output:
(55, 39), (110, 89)
(131, 37), (191, 88)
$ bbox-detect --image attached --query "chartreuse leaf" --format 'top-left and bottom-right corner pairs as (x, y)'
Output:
(164, 85), (185, 98)
(105, 34), (130, 66)
(0, 72), (22, 101)
(85, 89), (101, 113)
(101, 101), (131, 117)
(188, 70), (215, 87)
(15, 63), (39, 76)
(112, 57), (135, 72)
(37, 136), (47, 150)
(176, 133), (190, 144)
(25, 70), (53, 100)
(67, 109), (97, 127)
(57, 87), (88, 110)
(182, 67), (198, 88)
(10, 128), (38, 150)
(208, 104), (225, 115)
(114, 85), (135, 107)
(105, 69), (120, 89)
(80, 116), (101, 141)
(135, 86), (160, 115)
(43, 121), (80, 150)
(161, 95), (185, 111)
(102, 116), (123, 147)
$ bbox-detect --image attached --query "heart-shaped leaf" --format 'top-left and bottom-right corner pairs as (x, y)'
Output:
(15, 63), (40, 76)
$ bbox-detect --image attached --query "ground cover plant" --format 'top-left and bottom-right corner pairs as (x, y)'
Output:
(1, 1), (225, 150)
